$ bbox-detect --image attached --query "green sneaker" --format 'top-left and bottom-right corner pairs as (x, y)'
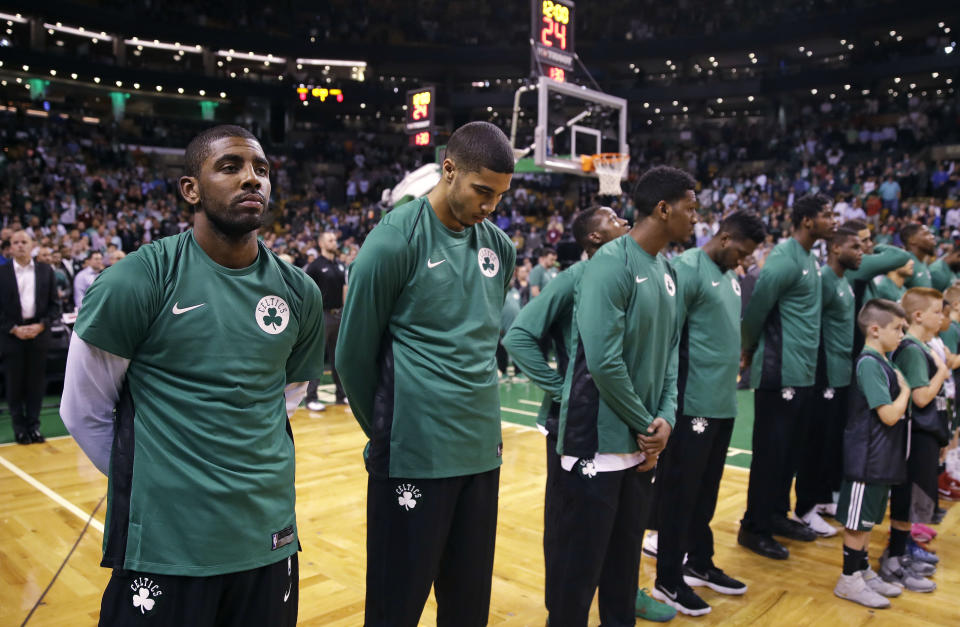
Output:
(636, 588), (677, 622)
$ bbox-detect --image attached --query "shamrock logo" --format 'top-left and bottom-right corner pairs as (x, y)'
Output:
(133, 588), (155, 614)
(782, 387), (795, 401)
(263, 307), (283, 329)
(692, 417), (708, 434)
(580, 459), (597, 478)
(482, 256), (494, 272)
(477, 247), (500, 277)
(823, 387), (835, 400)
(396, 483), (421, 510)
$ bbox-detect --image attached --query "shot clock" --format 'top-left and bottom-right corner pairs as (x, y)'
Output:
(405, 87), (435, 147)
(531, 0), (575, 76)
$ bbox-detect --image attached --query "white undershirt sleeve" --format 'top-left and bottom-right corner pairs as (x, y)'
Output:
(284, 382), (308, 419)
(60, 332), (130, 475)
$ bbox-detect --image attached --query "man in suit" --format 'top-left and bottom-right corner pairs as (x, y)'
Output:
(1, 230), (59, 444)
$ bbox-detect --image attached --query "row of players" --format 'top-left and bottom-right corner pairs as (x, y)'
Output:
(60, 121), (956, 626)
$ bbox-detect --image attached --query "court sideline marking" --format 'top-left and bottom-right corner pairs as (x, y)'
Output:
(0, 453), (104, 534)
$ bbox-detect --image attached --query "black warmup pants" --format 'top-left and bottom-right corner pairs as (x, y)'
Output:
(890, 430), (940, 524)
(655, 415), (734, 589)
(544, 464), (655, 627)
(2, 331), (49, 437)
(99, 554), (298, 626)
(543, 433), (560, 610)
(744, 386), (814, 536)
(306, 310), (345, 403)
(795, 386), (848, 517)
(365, 468), (500, 627)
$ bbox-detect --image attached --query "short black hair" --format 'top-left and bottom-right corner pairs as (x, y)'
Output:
(791, 193), (831, 227)
(572, 206), (606, 249)
(899, 222), (924, 246)
(830, 226), (861, 247)
(718, 211), (765, 244)
(857, 298), (906, 334)
(632, 166), (696, 219)
(445, 122), (515, 174)
(184, 125), (260, 178)
(537, 246), (557, 259)
(842, 219), (869, 232)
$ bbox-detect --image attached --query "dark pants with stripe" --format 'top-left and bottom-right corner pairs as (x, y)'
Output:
(795, 386), (848, 517)
(655, 415), (734, 589)
(365, 468), (499, 627)
(544, 464), (654, 627)
(744, 386), (813, 536)
(99, 554), (298, 626)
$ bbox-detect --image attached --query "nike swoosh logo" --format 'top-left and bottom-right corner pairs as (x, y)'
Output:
(172, 302), (205, 315)
(636, 276), (648, 284)
(283, 583), (291, 603)
(802, 269), (810, 275)
(661, 587), (678, 601)
(712, 281), (721, 287)
(427, 258), (446, 269)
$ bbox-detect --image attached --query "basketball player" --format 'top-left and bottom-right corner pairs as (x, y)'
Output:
(739, 193), (836, 560)
(902, 223), (936, 288)
(652, 211), (766, 616)
(61, 125), (327, 626)
(336, 122), (516, 626)
(546, 166), (698, 626)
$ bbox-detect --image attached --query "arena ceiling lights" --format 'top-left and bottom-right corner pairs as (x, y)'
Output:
(125, 37), (203, 53)
(43, 22), (111, 41)
(217, 50), (285, 64)
(0, 12), (27, 23)
(296, 58), (367, 69)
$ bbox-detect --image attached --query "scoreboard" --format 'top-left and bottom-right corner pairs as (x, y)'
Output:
(405, 87), (435, 147)
(531, 0), (575, 79)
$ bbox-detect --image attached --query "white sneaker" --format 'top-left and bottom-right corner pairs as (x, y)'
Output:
(643, 531), (658, 559)
(834, 571), (890, 608)
(307, 401), (326, 412)
(815, 502), (838, 517)
(861, 566), (902, 597)
(801, 510), (838, 537)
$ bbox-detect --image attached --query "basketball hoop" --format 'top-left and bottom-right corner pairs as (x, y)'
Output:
(582, 153), (629, 196)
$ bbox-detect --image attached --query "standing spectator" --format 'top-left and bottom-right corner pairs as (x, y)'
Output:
(73, 251), (104, 310)
(529, 246), (558, 297)
(879, 175), (902, 216)
(0, 231), (59, 444)
(303, 231), (348, 411)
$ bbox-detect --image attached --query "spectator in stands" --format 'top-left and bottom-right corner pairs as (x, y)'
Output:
(73, 251), (104, 310)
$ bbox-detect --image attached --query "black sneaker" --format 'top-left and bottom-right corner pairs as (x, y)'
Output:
(651, 582), (711, 616)
(683, 564), (748, 595)
(931, 507), (946, 525)
(770, 516), (817, 542)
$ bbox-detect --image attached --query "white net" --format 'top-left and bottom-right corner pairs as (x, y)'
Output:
(593, 153), (630, 196)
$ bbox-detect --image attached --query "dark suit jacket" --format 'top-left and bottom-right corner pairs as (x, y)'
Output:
(0, 261), (60, 334)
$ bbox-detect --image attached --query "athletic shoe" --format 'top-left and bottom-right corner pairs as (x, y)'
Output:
(906, 538), (940, 565)
(938, 472), (960, 501)
(815, 502), (838, 517)
(913, 522), (938, 539)
(834, 571), (890, 608)
(635, 588), (677, 622)
(643, 531), (658, 559)
(911, 523), (934, 544)
(770, 516), (817, 542)
(801, 510), (838, 537)
(861, 566), (902, 597)
(682, 564), (747, 595)
(652, 582), (711, 617)
(931, 507), (946, 524)
(306, 400), (326, 412)
(881, 548), (937, 576)
(737, 525), (789, 560)
(878, 555), (936, 592)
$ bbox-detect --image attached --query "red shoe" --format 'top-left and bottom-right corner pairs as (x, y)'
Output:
(938, 472), (960, 501)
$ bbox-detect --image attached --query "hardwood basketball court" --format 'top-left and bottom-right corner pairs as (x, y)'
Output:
(1, 395), (957, 626)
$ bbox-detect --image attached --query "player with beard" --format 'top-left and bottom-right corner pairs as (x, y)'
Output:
(794, 229), (864, 537)
(61, 125), (326, 626)
(901, 223), (937, 288)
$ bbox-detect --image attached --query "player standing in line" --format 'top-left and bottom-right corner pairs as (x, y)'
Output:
(865, 261), (914, 303)
(529, 246), (558, 297)
(901, 224), (936, 288)
(882, 288), (946, 591)
(832, 299), (909, 608)
(738, 193), (836, 560)
(546, 166), (697, 626)
(651, 211), (766, 616)
(929, 247), (960, 292)
(336, 122), (516, 627)
(794, 228), (864, 537)
(61, 125), (327, 626)
(501, 207), (668, 619)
